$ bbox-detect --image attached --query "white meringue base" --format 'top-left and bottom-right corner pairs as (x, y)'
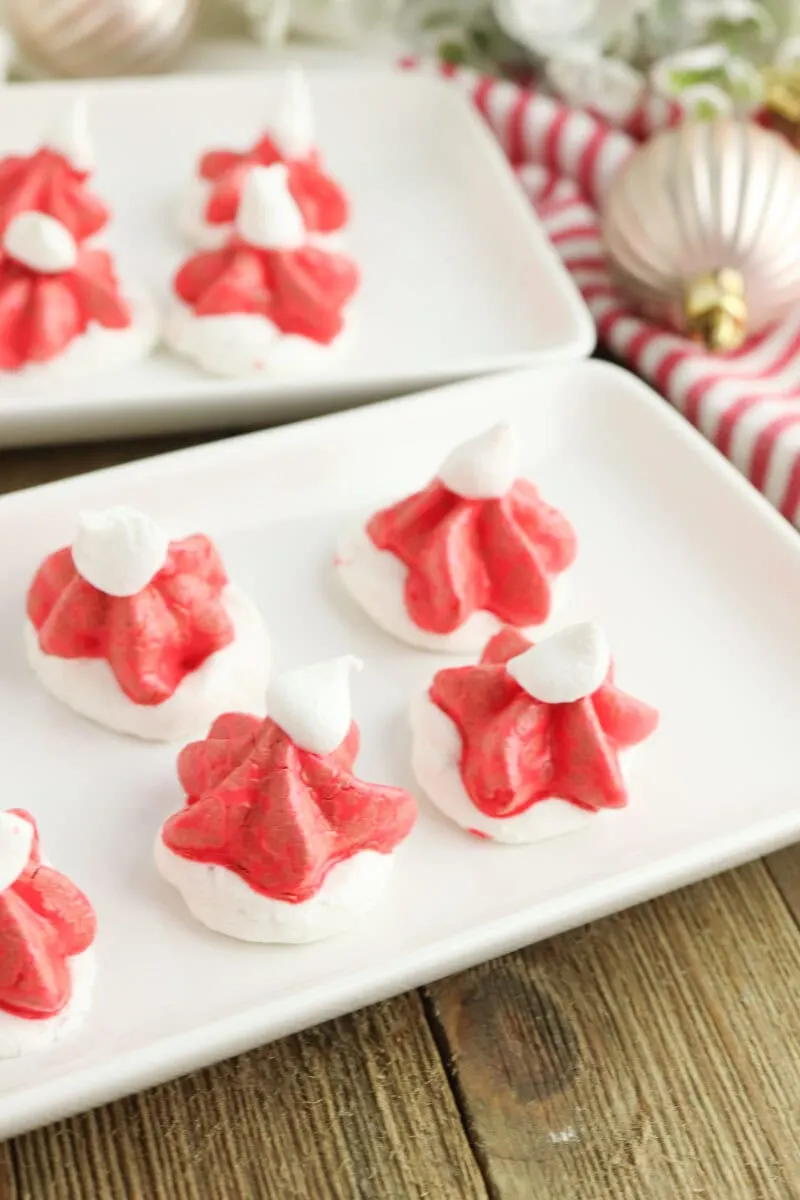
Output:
(164, 302), (352, 378)
(154, 838), (393, 944)
(410, 691), (612, 845)
(336, 522), (568, 655)
(2, 282), (159, 383)
(24, 584), (270, 743)
(176, 177), (343, 252)
(0, 949), (96, 1059)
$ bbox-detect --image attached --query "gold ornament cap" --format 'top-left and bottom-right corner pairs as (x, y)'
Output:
(684, 268), (748, 352)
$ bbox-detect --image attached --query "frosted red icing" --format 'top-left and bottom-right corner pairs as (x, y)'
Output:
(200, 138), (348, 235)
(27, 535), (235, 706)
(0, 149), (108, 241)
(173, 241), (359, 345)
(0, 811), (96, 1021)
(430, 628), (659, 817)
(161, 713), (417, 903)
(368, 480), (577, 634)
(0, 246), (131, 371)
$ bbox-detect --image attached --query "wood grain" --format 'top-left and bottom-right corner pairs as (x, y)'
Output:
(6, 995), (487, 1200)
(426, 860), (800, 1200)
(0, 434), (225, 496)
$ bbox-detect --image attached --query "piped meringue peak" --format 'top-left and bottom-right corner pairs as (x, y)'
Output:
(4, 212), (78, 275)
(45, 96), (94, 173)
(438, 423), (520, 499)
(268, 655), (363, 755)
(71, 506), (170, 597)
(507, 622), (611, 704)
(236, 164), (306, 251)
(269, 67), (316, 161)
(0, 811), (34, 893)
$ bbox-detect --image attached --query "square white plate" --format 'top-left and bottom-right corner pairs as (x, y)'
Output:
(3, 359), (799, 1139)
(0, 70), (593, 448)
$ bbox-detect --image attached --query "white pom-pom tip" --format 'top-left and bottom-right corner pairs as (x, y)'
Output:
(0, 812), (34, 893)
(438, 423), (520, 499)
(268, 656), (363, 755)
(268, 66), (316, 160)
(507, 622), (611, 704)
(236, 164), (305, 251)
(4, 213), (78, 275)
(72, 506), (170, 598)
(45, 96), (94, 172)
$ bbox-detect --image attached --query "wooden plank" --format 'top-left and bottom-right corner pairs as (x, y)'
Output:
(426, 861), (800, 1200)
(0, 434), (221, 496)
(765, 844), (800, 925)
(9, 994), (487, 1200)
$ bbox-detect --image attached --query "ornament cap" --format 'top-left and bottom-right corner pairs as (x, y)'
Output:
(684, 268), (747, 352)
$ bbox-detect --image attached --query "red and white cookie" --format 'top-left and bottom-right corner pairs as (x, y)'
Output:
(0, 810), (97, 1058)
(337, 424), (577, 653)
(177, 68), (349, 251)
(166, 163), (359, 377)
(411, 623), (659, 844)
(25, 507), (269, 741)
(155, 657), (417, 943)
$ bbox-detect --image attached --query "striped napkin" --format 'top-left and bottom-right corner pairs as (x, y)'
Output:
(404, 60), (800, 530)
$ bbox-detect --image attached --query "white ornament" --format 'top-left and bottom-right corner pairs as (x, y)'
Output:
(268, 656), (363, 754)
(236, 164), (306, 251)
(45, 96), (94, 171)
(4, 213), (78, 274)
(0, 812), (34, 893)
(438, 423), (519, 500)
(507, 622), (611, 704)
(72, 506), (169, 597)
(269, 66), (316, 159)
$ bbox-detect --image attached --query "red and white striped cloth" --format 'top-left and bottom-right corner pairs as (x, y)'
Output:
(404, 60), (800, 529)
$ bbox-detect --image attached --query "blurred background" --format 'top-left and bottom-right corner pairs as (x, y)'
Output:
(5, 0), (800, 125)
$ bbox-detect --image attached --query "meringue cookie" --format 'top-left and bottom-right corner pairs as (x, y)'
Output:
(0, 951), (96, 1059)
(25, 584), (269, 743)
(336, 423), (576, 654)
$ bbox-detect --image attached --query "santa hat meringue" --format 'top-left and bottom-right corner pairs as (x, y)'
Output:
(155, 656), (417, 943)
(0, 810), (97, 1058)
(411, 623), (659, 844)
(166, 165), (359, 377)
(336, 423), (577, 653)
(25, 507), (270, 741)
(177, 67), (349, 251)
(0, 99), (108, 242)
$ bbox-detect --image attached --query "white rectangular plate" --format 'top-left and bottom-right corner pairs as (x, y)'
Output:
(2, 360), (799, 1139)
(0, 70), (593, 448)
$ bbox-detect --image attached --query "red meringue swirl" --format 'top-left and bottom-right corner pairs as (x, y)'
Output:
(0, 811), (96, 1021)
(200, 137), (348, 235)
(368, 480), (577, 634)
(27, 535), (235, 706)
(430, 628), (659, 816)
(0, 246), (131, 372)
(174, 241), (359, 345)
(161, 714), (417, 903)
(0, 149), (108, 242)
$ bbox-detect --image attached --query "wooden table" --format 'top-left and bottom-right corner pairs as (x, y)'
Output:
(3, 437), (800, 1200)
